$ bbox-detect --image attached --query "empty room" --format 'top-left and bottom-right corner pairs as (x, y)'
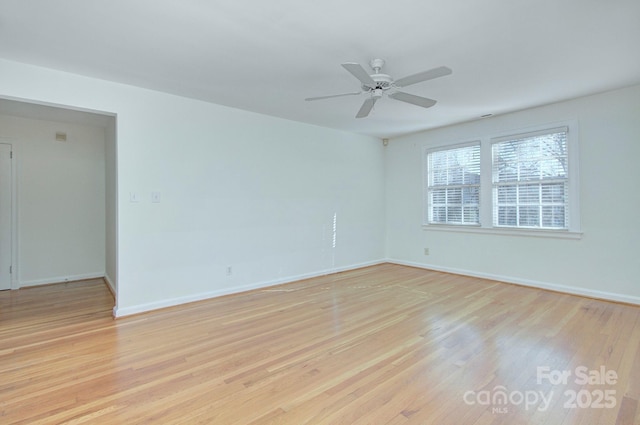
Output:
(1, 0), (639, 424)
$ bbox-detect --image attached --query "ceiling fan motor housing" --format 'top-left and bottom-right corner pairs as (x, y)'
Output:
(363, 59), (394, 92)
(363, 73), (393, 92)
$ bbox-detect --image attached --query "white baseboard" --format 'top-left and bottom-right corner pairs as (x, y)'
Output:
(113, 259), (386, 318)
(20, 272), (106, 288)
(387, 259), (640, 306)
(104, 274), (116, 297)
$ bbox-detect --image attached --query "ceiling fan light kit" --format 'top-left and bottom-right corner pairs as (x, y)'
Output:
(305, 58), (452, 118)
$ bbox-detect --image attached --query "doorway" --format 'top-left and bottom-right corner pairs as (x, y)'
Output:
(0, 97), (117, 309)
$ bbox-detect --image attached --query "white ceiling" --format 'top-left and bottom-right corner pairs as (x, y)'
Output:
(0, 0), (639, 138)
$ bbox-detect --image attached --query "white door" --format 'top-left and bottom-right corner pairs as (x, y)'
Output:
(0, 144), (12, 290)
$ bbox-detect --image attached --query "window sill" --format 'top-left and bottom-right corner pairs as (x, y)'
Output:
(422, 224), (583, 240)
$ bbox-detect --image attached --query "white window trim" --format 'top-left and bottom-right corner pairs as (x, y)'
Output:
(423, 223), (583, 240)
(422, 120), (582, 239)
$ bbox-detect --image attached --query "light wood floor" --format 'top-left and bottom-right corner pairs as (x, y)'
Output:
(1, 264), (639, 424)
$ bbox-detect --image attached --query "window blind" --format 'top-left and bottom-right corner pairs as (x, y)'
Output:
(426, 143), (481, 225)
(492, 128), (569, 229)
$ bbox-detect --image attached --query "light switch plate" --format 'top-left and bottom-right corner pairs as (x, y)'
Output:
(151, 191), (161, 203)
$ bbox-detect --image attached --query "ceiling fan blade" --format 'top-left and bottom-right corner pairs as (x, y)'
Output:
(389, 91), (437, 108)
(305, 92), (361, 101)
(394, 66), (452, 88)
(342, 62), (376, 87)
(356, 98), (377, 118)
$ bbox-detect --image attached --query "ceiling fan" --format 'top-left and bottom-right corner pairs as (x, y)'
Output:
(305, 59), (452, 118)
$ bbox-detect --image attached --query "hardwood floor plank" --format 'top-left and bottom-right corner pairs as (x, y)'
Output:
(1, 265), (639, 424)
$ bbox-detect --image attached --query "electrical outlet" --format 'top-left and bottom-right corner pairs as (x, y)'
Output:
(424, 248), (430, 255)
(226, 266), (232, 276)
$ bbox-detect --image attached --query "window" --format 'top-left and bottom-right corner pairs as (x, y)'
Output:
(423, 123), (580, 237)
(492, 127), (569, 229)
(426, 143), (481, 225)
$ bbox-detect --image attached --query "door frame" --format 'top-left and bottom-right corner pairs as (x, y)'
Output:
(0, 138), (18, 290)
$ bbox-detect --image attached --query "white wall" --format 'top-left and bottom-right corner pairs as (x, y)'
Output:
(0, 59), (386, 315)
(0, 114), (106, 286)
(386, 85), (640, 302)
